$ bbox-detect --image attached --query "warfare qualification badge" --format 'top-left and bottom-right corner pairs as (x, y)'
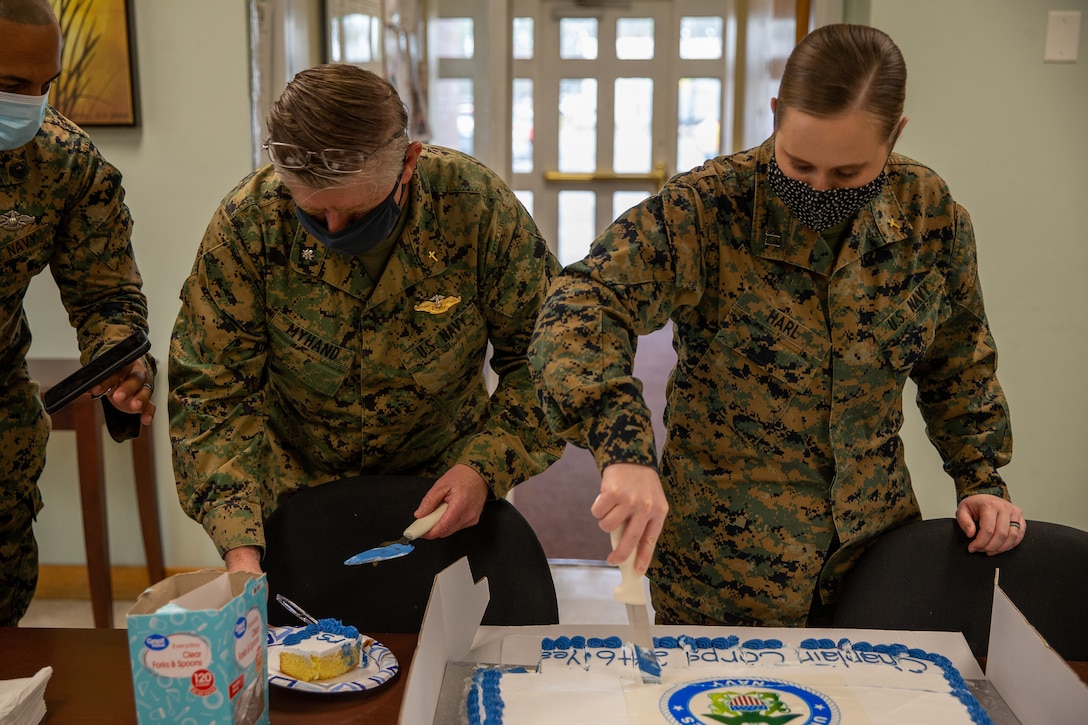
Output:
(414, 294), (461, 315)
(1, 210), (35, 231)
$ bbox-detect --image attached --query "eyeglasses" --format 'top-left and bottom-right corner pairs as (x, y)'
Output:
(263, 131), (404, 175)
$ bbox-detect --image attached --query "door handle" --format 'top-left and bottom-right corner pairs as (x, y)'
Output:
(543, 162), (668, 189)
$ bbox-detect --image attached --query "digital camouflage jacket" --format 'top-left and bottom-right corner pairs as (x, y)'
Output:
(170, 146), (563, 556)
(530, 137), (1012, 626)
(0, 108), (150, 515)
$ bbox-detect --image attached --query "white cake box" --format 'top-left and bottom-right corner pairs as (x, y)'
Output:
(126, 570), (269, 725)
(399, 558), (1088, 725)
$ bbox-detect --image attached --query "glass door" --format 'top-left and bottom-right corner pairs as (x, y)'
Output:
(510, 0), (736, 264)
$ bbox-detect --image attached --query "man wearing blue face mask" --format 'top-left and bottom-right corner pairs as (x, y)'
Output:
(0, 0), (156, 625)
(169, 64), (564, 575)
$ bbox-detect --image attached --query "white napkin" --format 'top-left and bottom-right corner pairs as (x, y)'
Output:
(0, 666), (51, 725)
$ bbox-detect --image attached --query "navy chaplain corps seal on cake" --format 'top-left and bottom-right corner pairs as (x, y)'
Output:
(662, 677), (840, 725)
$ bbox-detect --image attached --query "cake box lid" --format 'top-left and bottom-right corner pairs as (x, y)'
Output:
(986, 582), (1088, 723)
(398, 557), (489, 725)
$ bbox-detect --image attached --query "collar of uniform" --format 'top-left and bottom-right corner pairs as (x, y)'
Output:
(368, 157), (450, 308)
(751, 137), (832, 274)
(0, 146), (31, 187)
(751, 138), (914, 273)
(831, 183), (913, 272)
(289, 219), (374, 301)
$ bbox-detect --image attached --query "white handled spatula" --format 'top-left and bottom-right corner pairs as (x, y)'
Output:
(344, 502), (448, 565)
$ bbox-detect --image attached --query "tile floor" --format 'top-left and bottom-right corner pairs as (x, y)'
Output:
(19, 561), (630, 628)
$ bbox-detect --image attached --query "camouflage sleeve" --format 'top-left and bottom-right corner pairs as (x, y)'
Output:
(47, 136), (153, 373)
(169, 194), (269, 557)
(529, 185), (707, 472)
(453, 196), (565, 498)
(912, 203), (1012, 500)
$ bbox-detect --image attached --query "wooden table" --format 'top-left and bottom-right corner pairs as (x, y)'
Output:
(0, 627), (415, 723)
(2, 627), (1085, 723)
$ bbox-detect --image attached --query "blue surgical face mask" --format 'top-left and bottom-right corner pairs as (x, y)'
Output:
(0, 90), (48, 151)
(294, 182), (404, 256)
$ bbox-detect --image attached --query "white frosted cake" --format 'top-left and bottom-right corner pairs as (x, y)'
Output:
(464, 634), (994, 725)
(277, 619), (370, 682)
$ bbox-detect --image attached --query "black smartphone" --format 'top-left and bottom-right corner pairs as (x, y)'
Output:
(42, 330), (152, 414)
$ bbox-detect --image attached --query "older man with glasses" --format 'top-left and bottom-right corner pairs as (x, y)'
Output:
(168, 64), (563, 575)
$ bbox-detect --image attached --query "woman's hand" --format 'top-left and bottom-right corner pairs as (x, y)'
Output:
(593, 463), (669, 574)
(956, 493), (1025, 555)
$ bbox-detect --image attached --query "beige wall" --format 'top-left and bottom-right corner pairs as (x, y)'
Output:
(27, 0), (1088, 571)
(867, 0), (1088, 531)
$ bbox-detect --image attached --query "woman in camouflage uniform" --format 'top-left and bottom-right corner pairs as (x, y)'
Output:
(0, 0), (155, 625)
(529, 24), (1024, 626)
(169, 65), (562, 574)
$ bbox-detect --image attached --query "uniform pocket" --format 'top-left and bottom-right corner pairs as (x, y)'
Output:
(268, 312), (354, 402)
(401, 303), (487, 394)
(686, 291), (828, 446)
(872, 269), (942, 372)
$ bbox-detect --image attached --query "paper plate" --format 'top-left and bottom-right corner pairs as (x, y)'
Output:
(266, 626), (399, 693)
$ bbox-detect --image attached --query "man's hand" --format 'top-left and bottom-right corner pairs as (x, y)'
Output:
(90, 357), (156, 426)
(956, 493), (1025, 555)
(224, 545), (263, 574)
(592, 462), (669, 575)
(413, 464), (490, 539)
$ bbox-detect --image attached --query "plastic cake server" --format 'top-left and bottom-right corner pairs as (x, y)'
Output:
(344, 502), (448, 565)
(610, 523), (662, 684)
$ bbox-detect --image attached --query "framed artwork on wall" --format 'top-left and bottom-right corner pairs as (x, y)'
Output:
(50, 0), (139, 126)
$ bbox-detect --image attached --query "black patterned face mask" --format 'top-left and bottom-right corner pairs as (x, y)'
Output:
(768, 156), (887, 232)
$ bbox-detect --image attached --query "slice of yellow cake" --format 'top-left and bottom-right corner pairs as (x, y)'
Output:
(278, 618), (370, 682)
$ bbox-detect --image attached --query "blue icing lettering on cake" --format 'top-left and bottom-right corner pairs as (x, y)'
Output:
(282, 618), (361, 646)
(464, 635), (994, 725)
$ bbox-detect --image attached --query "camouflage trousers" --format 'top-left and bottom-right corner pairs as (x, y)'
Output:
(0, 492), (41, 625)
(1, 380), (49, 625)
(649, 579), (838, 627)
(649, 580), (756, 626)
